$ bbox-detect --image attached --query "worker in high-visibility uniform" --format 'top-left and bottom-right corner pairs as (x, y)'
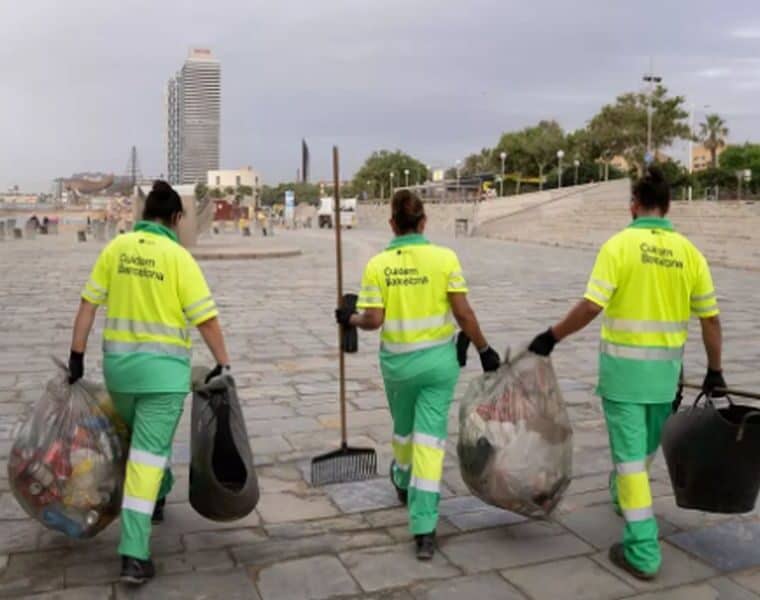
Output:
(528, 166), (726, 580)
(336, 190), (500, 560)
(68, 181), (231, 585)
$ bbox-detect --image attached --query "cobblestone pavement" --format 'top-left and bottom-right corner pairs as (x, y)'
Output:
(1, 226), (760, 599)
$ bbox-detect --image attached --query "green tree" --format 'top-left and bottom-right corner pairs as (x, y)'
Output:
(699, 114), (729, 168)
(194, 182), (208, 200)
(260, 182), (321, 207)
(587, 85), (690, 175)
(461, 148), (495, 176)
(224, 186), (235, 196)
(719, 143), (760, 195)
(353, 150), (428, 199)
(523, 120), (566, 190)
(209, 187), (224, 199)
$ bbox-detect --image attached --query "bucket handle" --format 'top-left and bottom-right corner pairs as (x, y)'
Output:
(691, 392), (735, 410)
(737, 411), (760, 442)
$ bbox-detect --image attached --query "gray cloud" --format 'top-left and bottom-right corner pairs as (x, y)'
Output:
(2, 0), (760, 191)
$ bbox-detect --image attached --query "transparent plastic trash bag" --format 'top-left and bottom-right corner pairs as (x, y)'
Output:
(457, 350), (573, 517)
(8, 361), (128, 538)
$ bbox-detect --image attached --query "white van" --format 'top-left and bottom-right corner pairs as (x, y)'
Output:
(318, 197), (358, 229)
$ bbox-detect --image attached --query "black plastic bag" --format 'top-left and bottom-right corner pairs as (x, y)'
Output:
(190, 371), (259, 521)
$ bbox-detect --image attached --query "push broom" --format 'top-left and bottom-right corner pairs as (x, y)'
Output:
(311, 146), (378, 486)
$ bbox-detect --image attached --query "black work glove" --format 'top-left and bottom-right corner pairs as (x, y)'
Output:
(336, 293), (358, 353)
(479, 346), (501, 372)
(205, 364), (231, 384)
(456, 331), (471, 367)
(702, 368), (727, 398)
(335, 302), (355, 327)
(528, 328), (557, 357)
(68, 351), (84, 384)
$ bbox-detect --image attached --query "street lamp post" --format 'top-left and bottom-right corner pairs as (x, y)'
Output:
(499, 151), (507, 197)
(573, 159), (580, 186)
(557, 150), (565, 189)
(643, 61), (662, 162)
(366, 179), (372, 200)
(404, 168), (410, 188)
(389, 172), (395, 196)
(426, 164), (432, 182)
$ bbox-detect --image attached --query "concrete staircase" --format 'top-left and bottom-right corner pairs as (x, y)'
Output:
(475, 179), (760, 271)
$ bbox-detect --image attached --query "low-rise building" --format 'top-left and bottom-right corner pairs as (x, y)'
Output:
(207, 167), (262, 206)
(207, 167), (261, 191)
(692, 144), (724, 172)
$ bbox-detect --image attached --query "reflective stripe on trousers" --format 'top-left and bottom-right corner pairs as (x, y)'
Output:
(615, 460), (654, 522)
(392, 434), (412, 472)
(410, 432), (446, 495)
(122, 447), (168, 516)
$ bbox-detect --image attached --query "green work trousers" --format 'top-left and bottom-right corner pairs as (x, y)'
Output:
(604, 398), (671, 575)
(110, 391), (186, 560)
(381, 344), (459, 535)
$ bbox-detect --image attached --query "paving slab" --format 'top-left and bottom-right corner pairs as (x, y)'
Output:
(446, 507), (526, 531)
(64, 557), (122, 586)
(592, 540), (718, 591)
(23, 585), (115, 599)
(264, 514), (368, 539)
(0, 550), (66, 597)
(114, 569), (260, 599)
(558, 503), (678, 550)
(341, 544), (460, 593)
(731, 568), (760, 596)
(255, 555), (359, 600)
(324, 477), (403, 513)
(667, 520), (760, 572)
(0, 519), (41, 553)
(183, 528), (267, 552)
(256, 491), (340, 524)
(439, 521), (592, 573)
(410, 572), (526, 599)
(502, 556), (635, 600)
(347, 591), (414, 600)
(233, 530), (393, 567)
(155, 549), (236, 576)
(708, 577), (760, 600)
(623, 582), (725, 599)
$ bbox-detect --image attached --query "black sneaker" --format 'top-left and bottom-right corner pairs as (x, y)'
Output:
(152, 498), (166, 524)
(609, 543), (657, 581)
(389, 461), (408, 506)
(120, 555), (156, 585)
(415, 533), (436, 561)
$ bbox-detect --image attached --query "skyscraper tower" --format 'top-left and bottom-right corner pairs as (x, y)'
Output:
(166, 48), (221, 185)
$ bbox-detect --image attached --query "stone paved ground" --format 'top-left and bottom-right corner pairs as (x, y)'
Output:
(1, 223), (759, 599)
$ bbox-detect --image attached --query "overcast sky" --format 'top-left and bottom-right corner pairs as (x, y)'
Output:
(2, 0), (760, 191)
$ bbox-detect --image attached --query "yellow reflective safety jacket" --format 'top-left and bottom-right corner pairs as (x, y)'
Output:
(584, 217), (719, 403)
(357, 234), (467, 355)
(81, 221), (219, 394)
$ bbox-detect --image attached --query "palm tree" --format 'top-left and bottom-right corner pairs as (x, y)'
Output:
(699, 114), (729, 168)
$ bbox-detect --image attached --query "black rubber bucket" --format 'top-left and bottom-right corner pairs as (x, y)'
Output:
(189, 373), (259, 521)
(662, 393), (760, 513)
